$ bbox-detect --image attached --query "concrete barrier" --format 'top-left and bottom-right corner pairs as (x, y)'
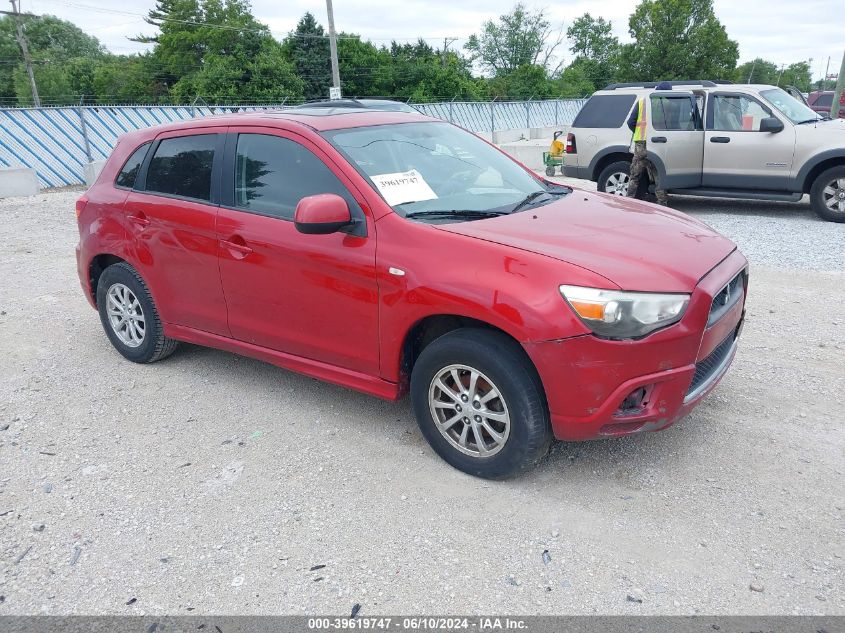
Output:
(529, 125), (569, 140)
(83, 161), (106, 186)
(0, 167), (39, 198)
(492, 128), (530, 144)
(498, 142), (547, 170)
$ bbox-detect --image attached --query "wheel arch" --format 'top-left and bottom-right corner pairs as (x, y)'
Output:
(88, 253), (128, 303)
(799, 153), (845, 193)
(397, 314), (536, 397)
(589, 146), (632, 181)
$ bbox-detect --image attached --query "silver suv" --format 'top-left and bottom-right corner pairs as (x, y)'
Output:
(563, 81), (845, 222)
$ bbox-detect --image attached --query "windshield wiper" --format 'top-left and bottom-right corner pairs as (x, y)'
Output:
(404, 209), (509, 220)
(509, 189), (567, 214)
(797, 117), (823, 124)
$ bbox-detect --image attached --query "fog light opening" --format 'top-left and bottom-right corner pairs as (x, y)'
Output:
(615, 386), (651, 417)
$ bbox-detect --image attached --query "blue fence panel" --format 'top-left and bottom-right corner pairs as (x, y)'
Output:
(0, 99), (586, 187)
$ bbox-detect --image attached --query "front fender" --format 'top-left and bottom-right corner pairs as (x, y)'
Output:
(374, 215), (610, 382)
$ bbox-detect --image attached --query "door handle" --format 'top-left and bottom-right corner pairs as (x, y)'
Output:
(127, 212), (150, 231)
(651, 136), (667, 143)
(710, 137), (731, 143)
(220, 237), (253, 260)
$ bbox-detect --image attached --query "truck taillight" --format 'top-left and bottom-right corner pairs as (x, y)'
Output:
(75, 197), (88, 219)
(565, 132), (577, 154)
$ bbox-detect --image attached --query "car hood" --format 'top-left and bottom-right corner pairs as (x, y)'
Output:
(795, 116), (845, 142)
(436, 191), (736, 292)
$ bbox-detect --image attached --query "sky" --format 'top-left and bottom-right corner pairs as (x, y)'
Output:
(20, 0), (845, 82)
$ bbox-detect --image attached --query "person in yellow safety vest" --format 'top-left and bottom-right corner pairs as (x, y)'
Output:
(626, 82), (671, 206)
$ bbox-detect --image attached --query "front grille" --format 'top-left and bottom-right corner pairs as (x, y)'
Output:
(687, 333), (736, 396)
(707, 270), (745, 327)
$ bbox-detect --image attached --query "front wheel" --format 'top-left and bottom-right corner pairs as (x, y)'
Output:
(545, 166), (556, 177)
(410, 328), (552, 479)
(810, 165), (845, 222)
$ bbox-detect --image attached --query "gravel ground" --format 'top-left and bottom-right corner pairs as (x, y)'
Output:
(0, 188), (843, 616)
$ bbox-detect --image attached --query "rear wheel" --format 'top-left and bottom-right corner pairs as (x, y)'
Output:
(597, 160), (632, 196)
(410, 328), (552, 479)
(810, 165), (845, 223)
(96, 262), (178, 363)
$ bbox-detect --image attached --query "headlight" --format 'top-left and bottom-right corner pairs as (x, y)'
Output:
(559, 285), (690, 340)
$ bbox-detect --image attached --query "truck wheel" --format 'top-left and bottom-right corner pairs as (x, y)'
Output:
(96, 262), (178, 363)
(597, 161), (632, 196)
(410, 328), (552, 479)
(810, 165), (845, 223)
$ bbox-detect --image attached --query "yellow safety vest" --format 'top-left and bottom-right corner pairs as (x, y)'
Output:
(633, 98), (647, 142)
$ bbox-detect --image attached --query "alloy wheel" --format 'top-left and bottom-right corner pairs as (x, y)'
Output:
(822, 177), (845, 214)
(428, 364), (510, 458)
(605, 172), (630, 196)
(106, 283), (145, 348)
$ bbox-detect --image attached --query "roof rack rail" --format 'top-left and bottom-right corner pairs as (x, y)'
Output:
(602, 80), (731, 90)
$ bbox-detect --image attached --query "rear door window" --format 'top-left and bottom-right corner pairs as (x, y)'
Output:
(572, 94), (637, 128)
(650, 95), (701, 131)
(115, 142), (150, 189)
(146, 134), (218, 201)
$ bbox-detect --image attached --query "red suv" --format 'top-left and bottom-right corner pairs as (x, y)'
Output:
(76, 108), (747, 478)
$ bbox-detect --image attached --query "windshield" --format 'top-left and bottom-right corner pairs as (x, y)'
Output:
(760, 88), (822, 123)
(323, 122), (563, 220)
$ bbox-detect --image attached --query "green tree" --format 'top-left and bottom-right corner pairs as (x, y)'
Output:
(565, 13), (619, 89)
(734, 58), (778, 84)
(465, 3), (564, 76)
(1, 14), (105, 104)
(377, 40), (482, 101)
(617, 0), (738, 82)
(488, 64), (554, 99)
(282, 12), (331, 101)
(138, 0), (303, 103)
(779, 62), (812, 92)
(555, 63), (595, 97)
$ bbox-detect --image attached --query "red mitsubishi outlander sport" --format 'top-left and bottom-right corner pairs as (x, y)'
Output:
(76, 108), (747, 479)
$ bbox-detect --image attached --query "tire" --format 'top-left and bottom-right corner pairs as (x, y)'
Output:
(545, 166), (556, 177)
(596, 160), (633, 196)
(809, 165), (845, 223)
(410, 328), (552, 479)
(96, 262), (178, 363)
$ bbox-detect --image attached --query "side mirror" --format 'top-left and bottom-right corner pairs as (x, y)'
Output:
(294, 194), (352, 235)
(759, 117), (784, 133)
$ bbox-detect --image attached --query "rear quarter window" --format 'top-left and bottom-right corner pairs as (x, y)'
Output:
(115, 142), (150, 189)
(572, 94), (637, 128)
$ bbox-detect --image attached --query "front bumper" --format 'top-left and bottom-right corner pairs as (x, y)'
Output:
(525, 250), (747, 441)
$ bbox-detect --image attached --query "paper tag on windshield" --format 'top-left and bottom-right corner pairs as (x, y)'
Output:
(370, 169), (437, 206)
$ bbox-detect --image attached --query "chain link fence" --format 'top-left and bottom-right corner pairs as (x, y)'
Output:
(0, 99), (587, 187)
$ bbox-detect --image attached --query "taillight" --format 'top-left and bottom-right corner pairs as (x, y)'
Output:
(565, 132), (577, 154)
(75, 197), (88, 219)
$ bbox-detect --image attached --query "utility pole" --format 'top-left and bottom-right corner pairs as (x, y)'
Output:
(823, 56), (831, 90)
(441, 37), (458, 68)
(831, 51), (845, 119)
(325, 0), (341, 99)
(9, 0), (40, 107)
(747, 60), (756, 84)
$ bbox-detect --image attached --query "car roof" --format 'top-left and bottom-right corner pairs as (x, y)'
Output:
(116, 108), (440, 146)
(591, 83), (782, 97)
